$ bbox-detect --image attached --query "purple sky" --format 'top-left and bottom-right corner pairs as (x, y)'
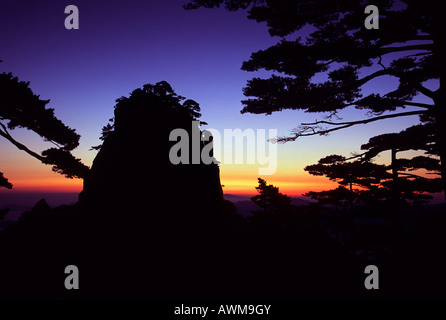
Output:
(0, 0), (437, 197)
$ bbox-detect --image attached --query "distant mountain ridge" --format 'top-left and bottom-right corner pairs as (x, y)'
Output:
(223, 193), (313, 217)
(0, 192), (78, 221)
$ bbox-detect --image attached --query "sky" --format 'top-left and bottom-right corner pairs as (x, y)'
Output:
(0, 0), (436, 199)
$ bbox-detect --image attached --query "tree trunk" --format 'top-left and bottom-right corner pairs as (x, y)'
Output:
(391, 147), (399, 201)
(431, 6), (445, 198)
(349, 182), (353, 211)
(391, 147), (400, 229)
(434, 101), (446, 199)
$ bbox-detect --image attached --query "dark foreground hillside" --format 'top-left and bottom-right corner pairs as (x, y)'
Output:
(1, 83), (445, 299)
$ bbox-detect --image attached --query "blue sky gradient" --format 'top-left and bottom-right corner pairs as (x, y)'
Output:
(0, 0), (435, 195)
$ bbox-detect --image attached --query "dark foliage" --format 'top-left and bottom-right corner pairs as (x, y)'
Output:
(41, 148), (90, 179)
(0, 171), (12, 189)
(0, 72), (80, 150)
(0, 82), (375, 299)
(185, 0), (444, 194)
(0, 70), (89, 181)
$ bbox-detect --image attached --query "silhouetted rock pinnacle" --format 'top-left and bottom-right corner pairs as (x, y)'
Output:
(80, 81), (223, 231)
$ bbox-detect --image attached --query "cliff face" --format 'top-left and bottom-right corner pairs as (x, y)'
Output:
(72, 83), (227, 297)
(1, 83), (230, 299)
(80, 82), (223, 229)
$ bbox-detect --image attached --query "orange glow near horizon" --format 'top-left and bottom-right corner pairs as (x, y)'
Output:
(1, 177), (83, 193)
(0, 141), (85, 193)
(2, 174), (334, 196)
(219, 160), (339, 196)
(0, 165), (83, 193)
(1, 165), (336, 196)
(221, 177), (338, 196)
(1, 165), (441, 199)
(2, 148), (434, 197)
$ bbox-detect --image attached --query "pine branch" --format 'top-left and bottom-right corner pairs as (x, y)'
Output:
(415, 85), (436, 99)
(0, 122), (45, 162)
(301, 110), (424, 127)
(380, 44), (433, 55)
(397, 172), (432, 180)
(391, 100), (433, 109)
(357, 69), (393, 86)
(276, 110), (425, 142)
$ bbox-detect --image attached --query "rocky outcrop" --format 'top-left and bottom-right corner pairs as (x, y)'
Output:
(0, 82), (369, 299)
(79, 82), (223, 230)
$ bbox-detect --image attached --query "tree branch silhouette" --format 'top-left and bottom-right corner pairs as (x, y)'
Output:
(0, 121), (45, 162)
(0, 71), (89, 182)
(185, 0), (444, 194)
(275, 110), (425, 143)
